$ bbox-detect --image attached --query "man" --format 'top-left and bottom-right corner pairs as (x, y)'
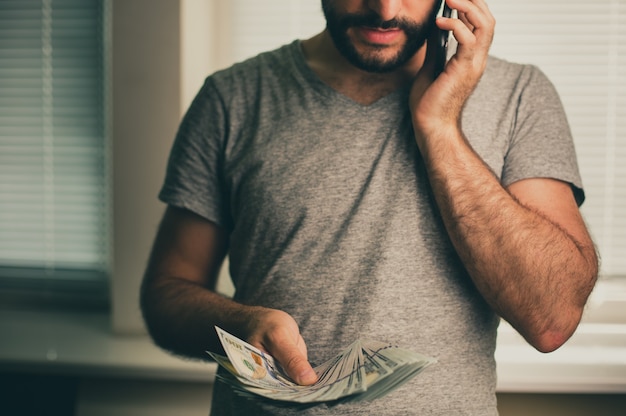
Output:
(141, 0), (598, 414)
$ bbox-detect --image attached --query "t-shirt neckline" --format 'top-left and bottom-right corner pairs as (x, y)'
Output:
(287, 40), (409, 110)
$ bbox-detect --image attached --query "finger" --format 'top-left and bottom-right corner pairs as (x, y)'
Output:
(270, 337), (318, 385)
(438, 15), (475, 53)
(248, 311), (319, 386)
(468, 0), (492, 14)
(447, 0), (495, 37)
(442, 2), (494, 56)
(448, 0), (491, 15)
(458, 11), (473, 32)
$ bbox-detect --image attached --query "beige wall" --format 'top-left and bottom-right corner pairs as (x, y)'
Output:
(111, 0), (181, 334)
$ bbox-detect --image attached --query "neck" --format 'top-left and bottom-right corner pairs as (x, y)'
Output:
(300, 31), (425, 105)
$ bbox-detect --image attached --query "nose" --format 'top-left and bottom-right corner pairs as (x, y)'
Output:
(366, 0), (403, 22)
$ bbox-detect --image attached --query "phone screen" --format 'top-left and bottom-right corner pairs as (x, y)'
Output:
(434, 3), (452, 78)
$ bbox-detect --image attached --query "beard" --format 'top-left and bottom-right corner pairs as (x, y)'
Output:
(321, 0), (441, 73)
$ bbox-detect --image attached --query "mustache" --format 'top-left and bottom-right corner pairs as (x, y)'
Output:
(335, 12), (420, 32)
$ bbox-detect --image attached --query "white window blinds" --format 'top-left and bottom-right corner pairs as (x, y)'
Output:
(0, 0), (110, 286)
(223, 0), (625, 279)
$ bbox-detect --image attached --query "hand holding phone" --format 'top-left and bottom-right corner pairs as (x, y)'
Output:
(411, 0), (496, 143)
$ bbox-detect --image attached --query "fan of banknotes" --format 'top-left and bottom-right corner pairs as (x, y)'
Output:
(207, 326), (436, 405)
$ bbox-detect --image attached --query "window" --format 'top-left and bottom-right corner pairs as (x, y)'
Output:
(0, 0), (110, 303)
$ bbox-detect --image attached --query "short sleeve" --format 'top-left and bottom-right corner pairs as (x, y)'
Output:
(158, 78), (232, 228)
(502, 65), (585, 206)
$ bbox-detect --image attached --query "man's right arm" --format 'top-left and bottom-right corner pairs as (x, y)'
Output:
(140, 205), (318, 385)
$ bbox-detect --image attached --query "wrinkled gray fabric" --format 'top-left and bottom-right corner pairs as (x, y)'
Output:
(159, 40), (583, 415)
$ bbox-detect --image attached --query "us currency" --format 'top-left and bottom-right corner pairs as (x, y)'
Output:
(208, 327), (436, 405)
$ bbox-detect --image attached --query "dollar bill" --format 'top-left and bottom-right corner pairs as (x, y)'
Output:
(208, 326), (436, 405)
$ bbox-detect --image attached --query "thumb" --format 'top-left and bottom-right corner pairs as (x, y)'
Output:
(271, 338), (318, 386)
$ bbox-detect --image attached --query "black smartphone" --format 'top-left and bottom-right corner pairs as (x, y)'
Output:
(433, 3), (452, 78)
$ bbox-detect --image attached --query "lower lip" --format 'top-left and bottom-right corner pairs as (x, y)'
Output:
(357, 27), (403, 45)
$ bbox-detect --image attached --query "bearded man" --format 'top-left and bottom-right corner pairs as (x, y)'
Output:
(141, 1), (598, 414)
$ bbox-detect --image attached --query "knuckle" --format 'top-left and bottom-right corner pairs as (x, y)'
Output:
(283, 352), (306, 371)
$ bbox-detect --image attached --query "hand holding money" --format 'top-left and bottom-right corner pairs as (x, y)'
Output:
(209, 326), (436, 405)
(243, 308), (318, 385)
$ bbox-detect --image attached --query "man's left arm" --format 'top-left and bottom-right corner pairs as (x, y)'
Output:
(421, 140), (597, 353)
(411, 0), (598, 352)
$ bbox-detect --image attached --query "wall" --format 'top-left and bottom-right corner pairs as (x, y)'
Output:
(111, 0), (181, 334)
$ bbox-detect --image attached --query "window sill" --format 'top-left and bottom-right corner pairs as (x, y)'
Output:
(496, 277), (626, 393)
(0, 308), (215, 382)
(495, 322), (626, 393)
(1, 279), (625, 393)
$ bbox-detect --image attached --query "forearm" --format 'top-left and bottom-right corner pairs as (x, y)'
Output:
(140, 275), (262, 360)
(418, 127), (598, 351)
(141, 273), (319, 384)
(139, 206), (317, 384)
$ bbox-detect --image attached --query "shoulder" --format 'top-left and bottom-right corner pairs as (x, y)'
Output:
(466, 55), (563, 126)
(478, 56), (558, 100)
(208, 41), (299, 92)
(462, 56), (570, 178)
(189, 41), (303, 120)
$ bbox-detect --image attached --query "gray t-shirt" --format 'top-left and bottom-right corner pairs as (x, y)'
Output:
(159, 41), (583, 416)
